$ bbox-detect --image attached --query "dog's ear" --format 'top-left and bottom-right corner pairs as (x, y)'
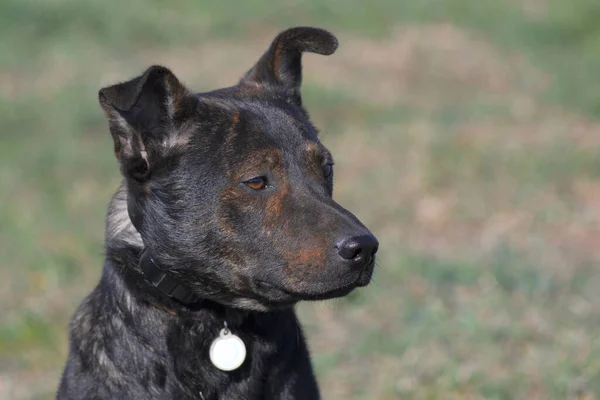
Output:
(99, 65), (192, 181)
(241, 27), (338, 106)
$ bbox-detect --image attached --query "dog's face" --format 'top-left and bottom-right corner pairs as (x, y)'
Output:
(100, 27), (378, 310)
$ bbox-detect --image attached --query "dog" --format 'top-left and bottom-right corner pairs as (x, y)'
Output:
(57, 26), (378, 400)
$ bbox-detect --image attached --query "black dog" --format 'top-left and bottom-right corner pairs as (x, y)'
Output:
(57, 27), (378, 400)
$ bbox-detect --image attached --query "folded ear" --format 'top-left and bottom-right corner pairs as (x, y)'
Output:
(241, 27), (338, 106)
(99, 65), (191, 181)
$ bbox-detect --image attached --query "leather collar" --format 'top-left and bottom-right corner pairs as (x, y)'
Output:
(138, 249), (200, 305)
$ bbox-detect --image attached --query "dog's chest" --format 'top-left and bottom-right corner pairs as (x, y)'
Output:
(159, 328), (278, 400)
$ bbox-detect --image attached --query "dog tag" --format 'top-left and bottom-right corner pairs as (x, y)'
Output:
(209, 328), (246, 371)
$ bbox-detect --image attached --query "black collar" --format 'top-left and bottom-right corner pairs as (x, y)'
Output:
(129, 195), (200, 306)
(138, 249), (200, 305)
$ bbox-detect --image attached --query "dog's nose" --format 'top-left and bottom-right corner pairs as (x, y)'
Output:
(337, 234), (379, 266)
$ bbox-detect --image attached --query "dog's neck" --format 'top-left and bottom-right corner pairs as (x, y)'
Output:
(104, 183), (249, 325)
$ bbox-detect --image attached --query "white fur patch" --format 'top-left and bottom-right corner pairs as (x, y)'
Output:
(106, 184), (143, 247)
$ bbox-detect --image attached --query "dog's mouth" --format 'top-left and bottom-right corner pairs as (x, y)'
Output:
(255, 280), (356, 302)
(253, 260), (375, 304)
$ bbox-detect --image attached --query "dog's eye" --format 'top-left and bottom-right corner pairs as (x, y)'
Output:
(323, 163), (333, 179)
(244, 176), (268, 190)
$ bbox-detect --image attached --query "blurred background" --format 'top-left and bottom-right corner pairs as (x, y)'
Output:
(1, 0), (600, 399)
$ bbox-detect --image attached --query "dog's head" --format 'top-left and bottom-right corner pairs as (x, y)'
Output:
(100, 27), (378, 310)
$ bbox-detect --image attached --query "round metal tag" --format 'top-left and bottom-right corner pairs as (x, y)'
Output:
(209, 328), (246, 371)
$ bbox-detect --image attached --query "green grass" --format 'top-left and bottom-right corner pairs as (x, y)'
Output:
(2, 0), (600, 398)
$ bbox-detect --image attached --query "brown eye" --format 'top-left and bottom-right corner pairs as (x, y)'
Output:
(244, 176), (268, 190)
(323, 163), (333, 178)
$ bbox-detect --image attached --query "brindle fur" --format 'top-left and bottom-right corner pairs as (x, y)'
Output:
(58, 27), (378, 400)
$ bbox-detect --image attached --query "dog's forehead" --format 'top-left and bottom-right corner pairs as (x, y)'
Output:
(193, 95), (322, 154)
(238, 101), (316, 142)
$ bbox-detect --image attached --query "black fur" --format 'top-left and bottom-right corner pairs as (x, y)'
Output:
(58, 27), (378, 400)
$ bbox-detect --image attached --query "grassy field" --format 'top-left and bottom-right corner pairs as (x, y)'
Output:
(2, 0), (600, 398)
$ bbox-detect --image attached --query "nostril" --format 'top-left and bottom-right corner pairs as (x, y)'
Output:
(348, 247), (362, 260)
(338, 239), (362, 260)
(337, 234), (378, 262)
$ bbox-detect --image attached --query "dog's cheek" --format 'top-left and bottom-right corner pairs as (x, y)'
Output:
(215, 188), (268, 265)
(216, 188), (248, 235)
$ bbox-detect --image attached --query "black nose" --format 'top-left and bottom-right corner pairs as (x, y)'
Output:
(337, 234), (379, 266)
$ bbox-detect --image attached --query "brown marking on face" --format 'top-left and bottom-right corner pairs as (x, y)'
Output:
(262, 148), (287, 226)
(281, 242), (329, 273)
(296, 246), (327, 266)
(217, 188), (243, 234)
(229, 147), (283, 181)
(265, 182), (286, 224)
